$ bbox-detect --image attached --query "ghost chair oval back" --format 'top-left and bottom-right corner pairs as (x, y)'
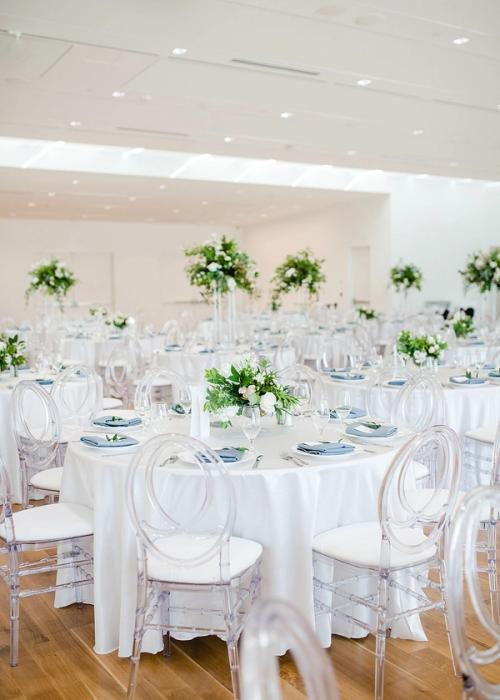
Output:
(125, 433), (263, 700)
(446, 485), (500, 700)
(0, 453), (93, 667)
(463, 420), (500, 492)
(161, 319), (185, 349)
(10, 380), (64, 508)
(313, 425), (461, 700)
(51, 363), (101, 429)
(134, 368), (191, 421)
(278, 364), (325, 417)
(104, 337), (146, 409)
(365, 366), (413, 425)
(240, 598), (339, 700)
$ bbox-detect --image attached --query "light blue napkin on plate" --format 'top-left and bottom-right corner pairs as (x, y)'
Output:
(450, 376), (485, 385)
(346, 421), (397, 438)
(165, 344), (182, 352)
(387, 378), (406, 387)
(197, 447), (244, 463)
(488, 370), (500, 378)
(198, 348), (214, 354)
(330, 407), (367, 420)
(297, 442), (355, 455)
(323, 366), (349, 374)
(80, 435), (139, 448)
(483, 363), (496, 370)
(330, 372), (366, 381)
(93, 415), (142, 428)
(36, 378), (54, 386)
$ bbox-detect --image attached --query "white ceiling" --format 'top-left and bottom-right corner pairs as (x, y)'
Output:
(0, 0), (499, 222)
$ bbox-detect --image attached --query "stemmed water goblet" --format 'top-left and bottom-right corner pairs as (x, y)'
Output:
(311, 399), (331, 439)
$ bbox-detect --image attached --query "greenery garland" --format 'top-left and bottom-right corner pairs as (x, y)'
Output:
(26, 257), (76, 305)
(185, 234), (258, 300)
(271, 249), (325, 311)
(460, 247), (500, 294)
(390, 262), (423, 293)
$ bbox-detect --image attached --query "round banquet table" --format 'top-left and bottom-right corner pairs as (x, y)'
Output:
(0, 370), (103, 502)
(61, 334), (165, 368)
(56, 416), (425, 657)
(323, 367), (500, 438)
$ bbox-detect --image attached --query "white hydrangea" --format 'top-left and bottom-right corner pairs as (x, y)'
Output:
(414, 350), (427, 365)
(285, 267), (296, 278)
(207, 262), (220, 272)
(227, 277), (236, 290)
(260, 392), (277, 414)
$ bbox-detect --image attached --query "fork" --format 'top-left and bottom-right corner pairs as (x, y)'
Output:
(280, 451), (308, 467)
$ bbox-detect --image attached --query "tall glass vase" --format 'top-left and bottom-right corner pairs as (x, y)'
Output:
(212, 285), (237, 348)
(480, 288), (498, 327)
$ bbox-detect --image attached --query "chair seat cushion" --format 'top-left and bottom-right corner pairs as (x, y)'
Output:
(30, 467), (63, 492)
(0, 503), (93, 543)
(465, 426), (497, 444)
(147, 535), (262, 584)
(103, 397), (123, 410)
(313, 521), (436, 569)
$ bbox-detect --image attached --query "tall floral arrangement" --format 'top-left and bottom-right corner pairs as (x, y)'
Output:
(26, 257), (76, 307)
(397, 330), (447, 366)
(390, 262), (423, 293)
(0, 334), (26, 374)
(271, 249), (325, 310)
(451, 312), (474, 339)
(460, 247), (500, 294)
(185, 234), (258, 300)
(357, 306), (378, 321)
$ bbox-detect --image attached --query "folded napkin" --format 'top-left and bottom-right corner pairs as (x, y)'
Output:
(387, 378), (406, 387)
(197, 447), (244, 463)
(165, 344), (182, 352)
(80, 434), (139, 448)
(466, 340), (484, 346)
(330, 372), (366, 381)
(488, 370), (500, 378)
(198, 348), (214, 354)
(330, 406), (367, 420)
(450, 376), (486, 385)
(93, 415), (142, 428)
(346, 421), (398, 438)
(297, 441), (355, 456)
(484, 363), (496, 370)
(323, 366), (349, 374)
(35, 378), (54, 386)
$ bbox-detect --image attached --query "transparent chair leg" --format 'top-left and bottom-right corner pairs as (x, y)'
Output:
(375, 571), (389, 700)
(223, 587), (241, 700)
(19, 456), (29, 510)
(162, 590), (172, 657)
(438, 559), (459, 677)
(127, 576), (149, 700)
(71, 544), (84, 609)
(10, 575), (20, 667)
(486, 522), (500, 624)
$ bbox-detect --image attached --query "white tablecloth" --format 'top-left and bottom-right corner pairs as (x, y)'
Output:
(61, 335), (164, 368)
(57, 417), (424, 656)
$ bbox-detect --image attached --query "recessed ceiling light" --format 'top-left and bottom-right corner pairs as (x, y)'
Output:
(463, 178), (472, 183)
(172, 47), (187, 55)
(224, 136), (233, 143)
(128, 196), (137, 201)
(267, 159), (277, 164)
(103, 204), (113, 210)
(280, 112), (293, 119)
(69, 120), (81, 127)
(159, 184), (166, 190)
(147, 217), (155, 222)
(47, 191), (56, 197)
(143, 94), (153, 101)
(129, 147), (144, 155)
(453, 37), (470, 45)
(112, 91), (126, 98)
(172, 208), (180, 214)
(72, 179), (79, 185)
(357, 79), (372, 86)
(201, 201), (208, 205)
(260, 213), (268, 218)
(412, 129), (424, 135)
(415, 174), (429, 179)
(347, 150), (357, 156)
(28, 202), (35, 207)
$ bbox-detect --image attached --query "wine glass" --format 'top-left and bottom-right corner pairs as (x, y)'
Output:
(150, 402), (170, 434)
(177, 387), (192, 416)
(311, 399), (331, 439)
(334, 390), (352, 431)
(237, 406), (261, 452)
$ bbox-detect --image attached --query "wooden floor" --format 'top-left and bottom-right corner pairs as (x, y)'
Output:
(0, 552), (498, 699)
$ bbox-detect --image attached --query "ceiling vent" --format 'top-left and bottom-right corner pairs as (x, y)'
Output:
(231, 58), (320, 77)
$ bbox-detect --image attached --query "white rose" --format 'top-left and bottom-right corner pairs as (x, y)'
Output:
(260, 391), (277, 414)
(207, 262), (220, 272)
(285, 268), (296, 278)
(227, 277), (236, 290)
(220, 363), (231, 378)
(414, 350), (426, 365)
(0, 341), (6, 352)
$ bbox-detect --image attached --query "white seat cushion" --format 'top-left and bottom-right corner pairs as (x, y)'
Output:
(147, 534), (262, 584)
(103, 397), (123, 410)
(465, 426), (497, 444)
(30, 467), (63, 492)
(313, 521), (436, 569)
(0, 503), (93, 543)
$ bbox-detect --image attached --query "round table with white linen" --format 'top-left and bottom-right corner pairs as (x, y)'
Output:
(56, 416), (425, 657)
(61, 334), (165, 368)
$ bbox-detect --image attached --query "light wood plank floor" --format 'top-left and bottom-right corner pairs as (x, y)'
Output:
(0, 548), (498, 699)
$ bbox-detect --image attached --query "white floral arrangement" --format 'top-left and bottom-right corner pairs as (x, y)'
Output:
(89, 305), (109, 319)
(26, 257), (76, 306)
(0, 334), (26, 374)
(460, 247), (500, 294)
(389, 262), (423, 293)
(271, 249), (325, 311)
(397, 330), (447, 366)
(204, 355), (299, 427)
(106, 313), (129, 330)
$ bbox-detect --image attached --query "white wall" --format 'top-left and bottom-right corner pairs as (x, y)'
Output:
(0, 219), (239, 324)
(241, 195), (392, 311)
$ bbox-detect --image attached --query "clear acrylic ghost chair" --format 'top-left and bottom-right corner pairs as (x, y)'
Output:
(313, 425), (461, 700)
(10, 381), (64, 508)
(446, 485), (500, 699)
(51, 363), (101, 429)
(104, 337), (146, 408)
(240, 598), (339, 700)
(364, 366), (413, 424)
(278, 364), (325, 417)
(285, 330), (307, 365)
(126, 434), (262, 700)
(463, 422), (500, 491)
(0, 454), (93, 666)
(134, 368), (191, 422)
(161, 319), (185, 348)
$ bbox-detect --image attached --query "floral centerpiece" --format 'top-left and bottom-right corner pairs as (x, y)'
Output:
(357, 306), (378, 321)
(26, 257), (76, 307)
(397, 330), (447, 366)
(460, 247), (500, 294)
(204, 356), (299, 427)
(451, 312), (475, 339)
(271, 249), (325, 311)
(185, 234), (258, 299)
(0, 334), (26, 376)
(89, 305), (108, 320)
(106, 313), (129, 330)
(389, 262), (423, 294)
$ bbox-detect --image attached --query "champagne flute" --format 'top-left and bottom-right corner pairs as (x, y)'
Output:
(311, 399), (331, 439)
(177, 386), (192, 416)
(151, 402), (170, 434)
(334, 390), (352, 433)
(238, 406), (261, 452)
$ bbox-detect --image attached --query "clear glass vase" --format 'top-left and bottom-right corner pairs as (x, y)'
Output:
(213, 285), (237, 348)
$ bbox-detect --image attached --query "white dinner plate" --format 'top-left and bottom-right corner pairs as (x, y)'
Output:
(343, 426), (411, 446)
(292, 442), (362, 459)
(382, 379), (407, 389)
(179, 448), (256, 468)
(447, 379), (489, 389)
(80, 442), (140, 457)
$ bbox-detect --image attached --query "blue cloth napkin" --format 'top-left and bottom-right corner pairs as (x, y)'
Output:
(346, 421), (398, 438)
(198, 348), (214, 354)
(80, 435), (139, 448)
(387, 379), (406, 387)
(297, 442), (355, 456)
(165, 344), (182, 352)
(330, 372), (366, 381)
(465, 340), (484, 346)
(36, 378), (54, 386)
(330, 407), (367, 420)
(484, 363), (496, 370)
(450, 376), (486, 385)
(93, 415), (142, 428)
(197, 447), (244, 463)
(323, 366), (349, 373)
(488, 370), (500, 378)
